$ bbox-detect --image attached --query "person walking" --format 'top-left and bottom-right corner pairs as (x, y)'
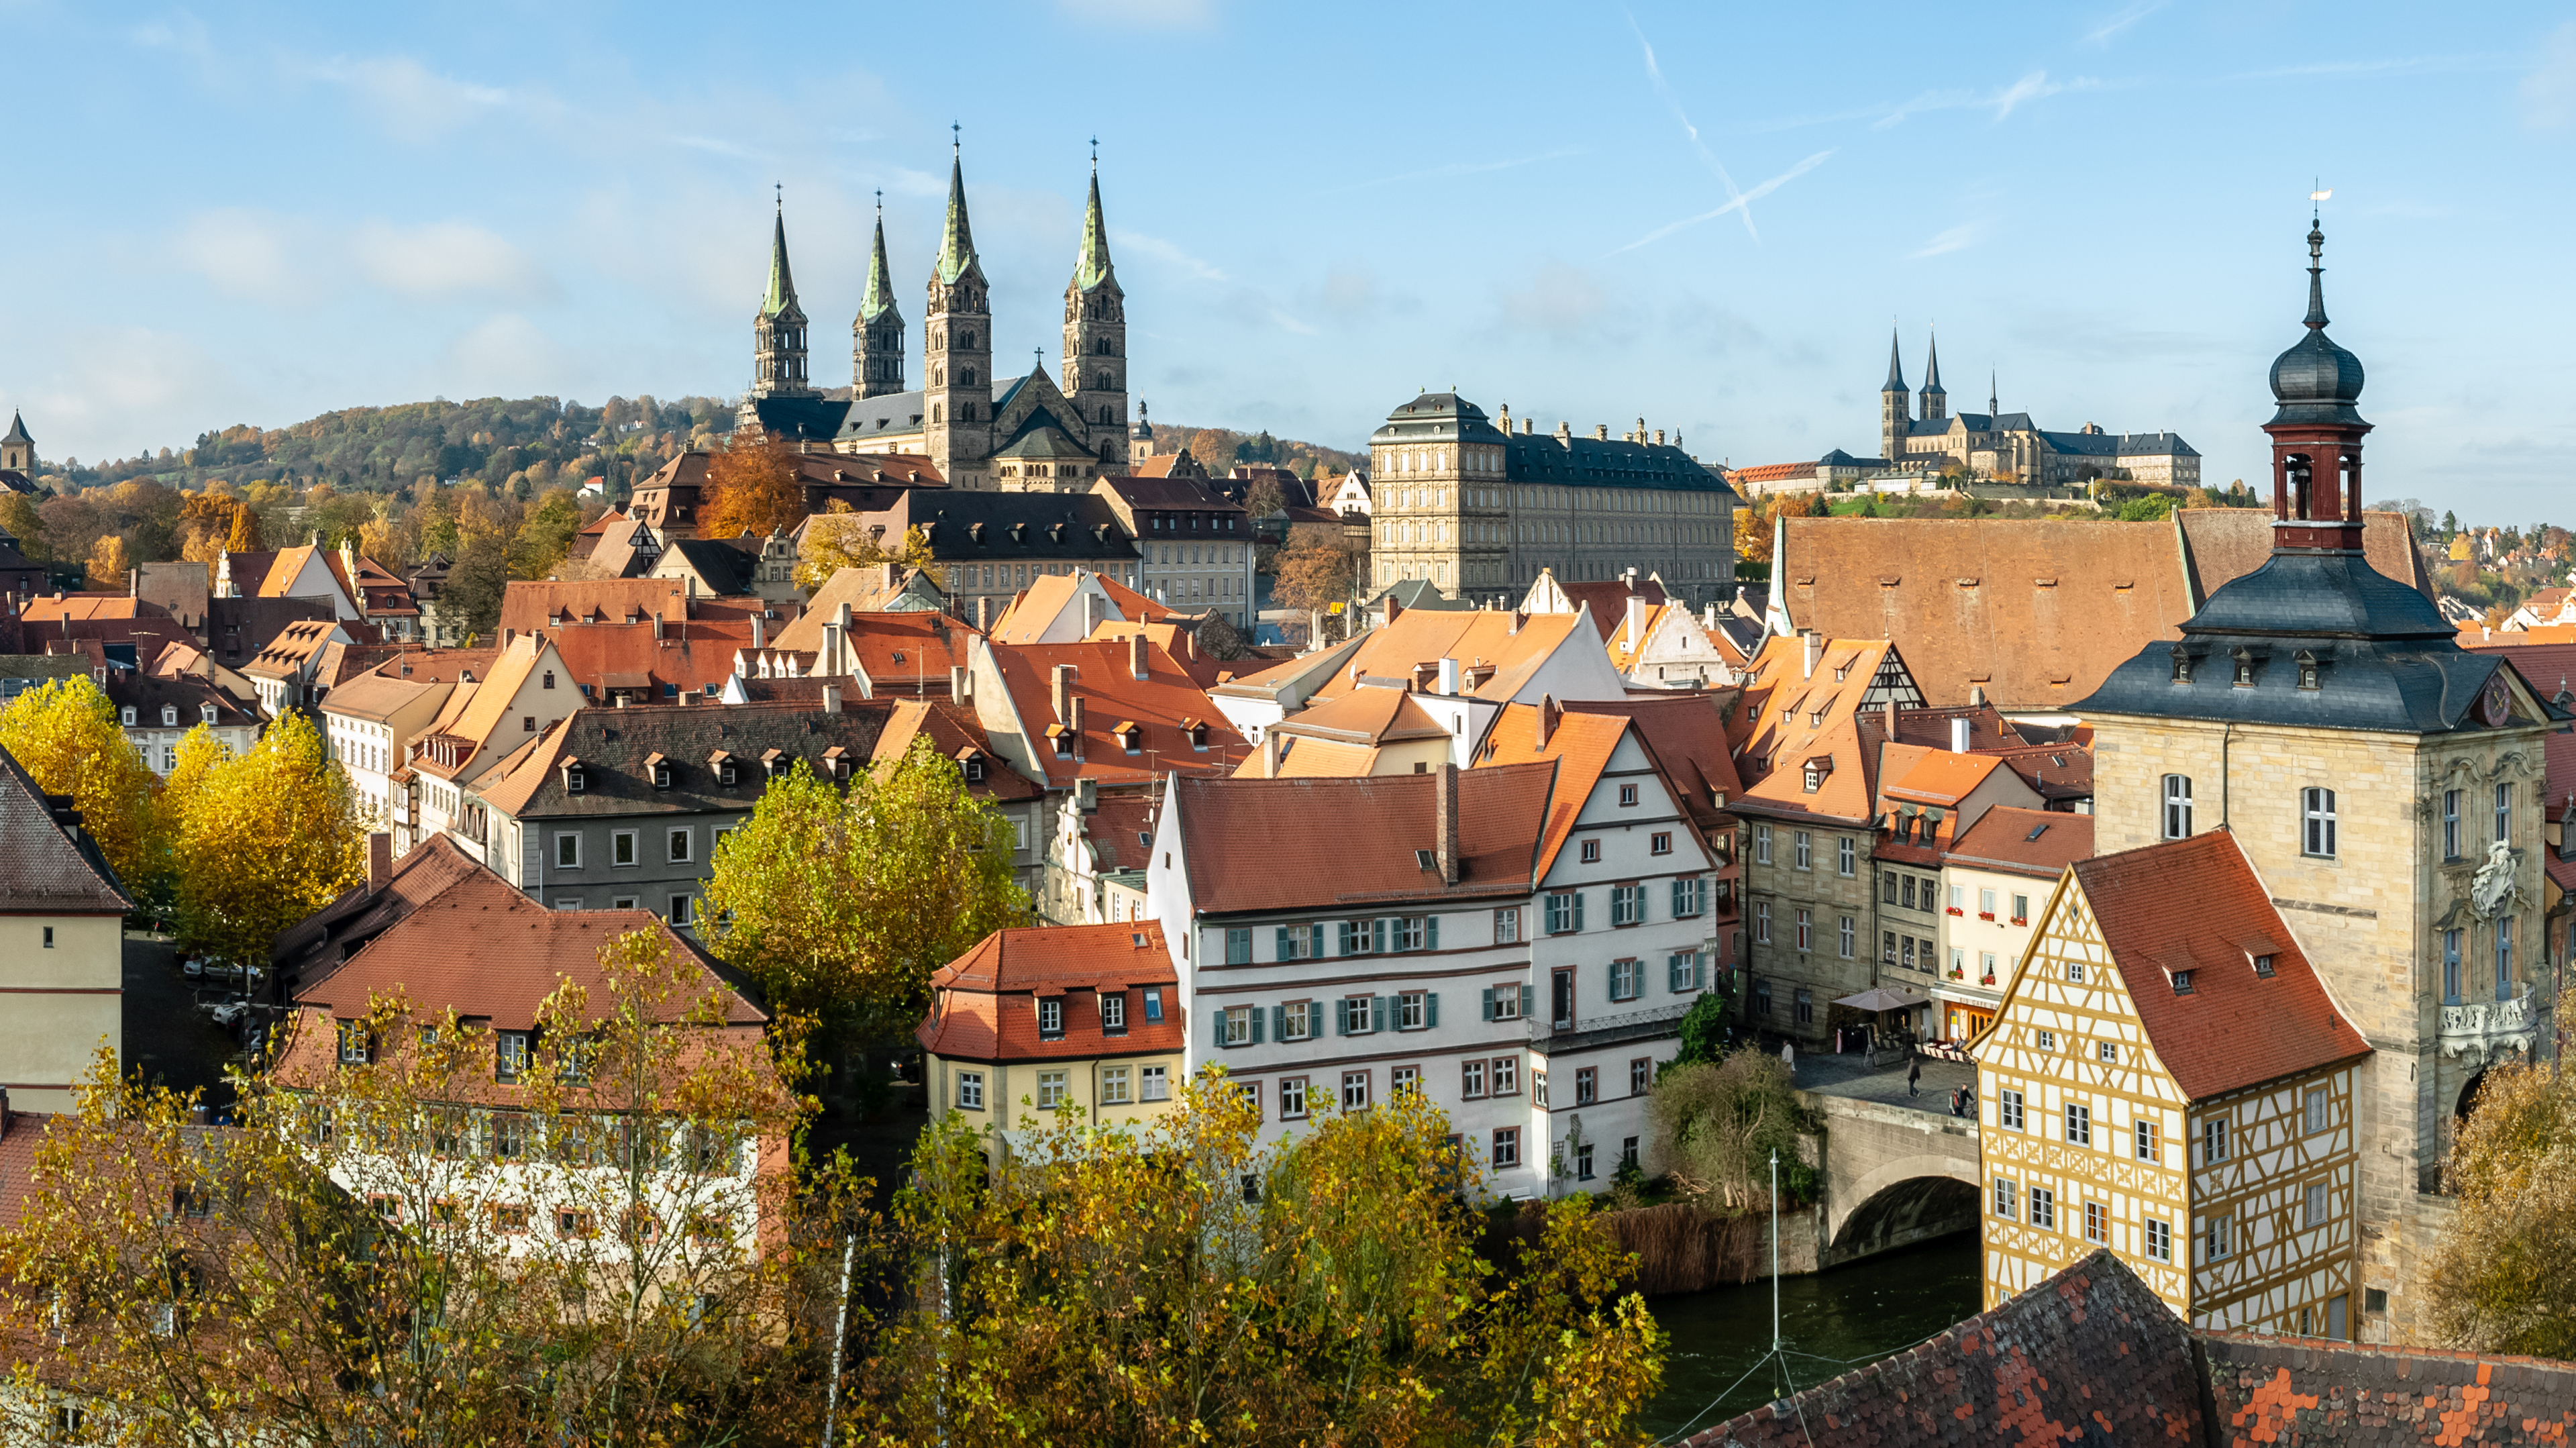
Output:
(1781, 1041), (1795, 1073)
(1907, 1057), (1922, 1098)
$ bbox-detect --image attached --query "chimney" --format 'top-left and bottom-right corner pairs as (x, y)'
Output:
(752, 614), (765, 652)
(366, 831), (391, 893)
(1704, 602), (1718, 631)
(1508, 609), (1523, 637)
(653, 613), (664, 641)
(1068, 694), (1086, 754)
(819, 623), (839, 676)
(1262, 728), (1284, 778)
(1594, 423), (1609, 441)
(1625, 594), (1647, 649)
(1969, 684), (1988, 707)
(837, 601), (853, 633)
(685, 574), (697, 601)
(975, 595), (991, 631)
(1129, 631), (1148, 681)
(1434, 657), (1459, 695)
(1380, 593), (1403, 628)
(1949, 717), (1969, 754)
(823, 684), (843, 715)
(949, 665), (968, 705)
(1434, 762), (1461, 885)
(1537, 692), (1559, 748)
(1052, 664), (1074, 723)
(1802, 631), (1820, 680)
(1885, 692), (1898, 739)
(1083, 589), (1104, 637)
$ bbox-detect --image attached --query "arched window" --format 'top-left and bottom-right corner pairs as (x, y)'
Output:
(962, 331), (976, 349)
(2161, 775), (2192, 839)
(962, 368), (976, 386)
(2302, 787), (2337, 858)
(1095, 371), (1112, 390)
(932, 405), (943, 423)
(1098, 407), (1113, 425)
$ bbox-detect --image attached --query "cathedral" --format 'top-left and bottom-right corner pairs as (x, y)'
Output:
(1875, 331), (2201, 488)
(734, 143), (1137, 494)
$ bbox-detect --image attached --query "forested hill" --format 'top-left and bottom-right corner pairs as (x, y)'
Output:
(36, 397), (1366, 497)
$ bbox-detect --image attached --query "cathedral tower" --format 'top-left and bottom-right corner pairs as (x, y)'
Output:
(0, 411), (31, 473)
(1879, 327), (1910, 462)
(750, 198), (817, 401)
(1062, 150), (1128, 466)
(1918, 330), (1947, 422)
(925, 139), (995, 490)
(853, 195), (908, 399)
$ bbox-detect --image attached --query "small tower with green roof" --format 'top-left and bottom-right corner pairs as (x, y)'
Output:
(925, 131), (994, 490)
(1061, 144), (1128, 466)
(751, 193), (817, 401)
(853, 192), (908, 399)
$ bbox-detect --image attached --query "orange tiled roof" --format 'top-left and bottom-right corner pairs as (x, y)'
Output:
(1943, 805), (2092, 880)
(1559, 692), (1744, 832)
(1478, 704), (1635, 880)
(1726, 633), (1902, 825)
(499, 579), (687, 634)
(1270, 682), (1451, 747)
(872, 699), (1043, 802)
(986, 637), (1249, 786)
(1883, 749), (2004, 807)
(1173, 762), (1557, 913)
(21, 594), (166, 623)
(919, 922), (1183, 1063)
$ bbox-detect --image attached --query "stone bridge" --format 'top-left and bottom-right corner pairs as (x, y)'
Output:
(1767, 1055), (1983, 1274)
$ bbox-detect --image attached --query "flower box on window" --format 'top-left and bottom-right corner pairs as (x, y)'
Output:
(2010, 917), (2028, 927)
(1981, 973), (1997, 986)
(1946, 907), (1965, 917)
(1977, 911), (1996, 921)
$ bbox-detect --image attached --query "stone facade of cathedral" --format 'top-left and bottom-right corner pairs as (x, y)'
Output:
(735, 147), (1132, 495)
(1876, 332), (2201, 488)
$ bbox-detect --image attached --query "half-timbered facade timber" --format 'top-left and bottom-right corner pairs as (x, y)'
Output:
(1978, 831), (2370, 1334)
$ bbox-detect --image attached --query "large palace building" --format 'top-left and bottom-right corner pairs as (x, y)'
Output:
(1363, 393), (1739, 601)
(734, 143), (1133, 495)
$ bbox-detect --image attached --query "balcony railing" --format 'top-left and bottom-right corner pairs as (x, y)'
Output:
(2438, 986), (2541, 1059)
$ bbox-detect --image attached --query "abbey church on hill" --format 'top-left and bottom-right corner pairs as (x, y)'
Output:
(733, 144), (1139, 495)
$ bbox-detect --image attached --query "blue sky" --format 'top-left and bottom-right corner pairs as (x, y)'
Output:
(3, 1), (2572, 521)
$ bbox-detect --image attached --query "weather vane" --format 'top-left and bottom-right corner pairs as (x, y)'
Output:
(952, 121), (962, 152)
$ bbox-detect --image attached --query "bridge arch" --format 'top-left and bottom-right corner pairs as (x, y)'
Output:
(1826, 1155), (1983, 1262)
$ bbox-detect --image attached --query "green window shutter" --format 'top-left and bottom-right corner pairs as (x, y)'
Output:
(1337, 921), (1352, 954)
(1333, 1002), (1347, 1037)
(1481, 988), (1496, 1021)
(1520, 983), (1536, 1019)
(1276, 926), (1292, 959)
(1372, 919), (1387, 953)
(1272, 1004), (1285, 1041)
(1427, 992), (1440, 1028)
(1251, 1009), (1266, 1045)
(1211, 1011), (1227, 1050)
(1309, 924), (1325, 956)
(1426, 915), (1439, 950)
(1372, 996), (1387, 1033)
(1573, 892), (1586, 931)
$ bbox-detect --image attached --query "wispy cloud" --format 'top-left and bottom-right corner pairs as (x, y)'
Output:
(1345, 146), (1584, 191)
(2521, 21), (2576, 130)
(1111, 228), (1227, 282)
(1909, 223), (1984, 259)
(353, 220), (551, 303)
(1607, 150), (1833, 256)
(2082, 0), (2165, 46)
(1983, 70), (2066, 121)
(293, 53), (509, 142)
(1629, 16), (1759, 240)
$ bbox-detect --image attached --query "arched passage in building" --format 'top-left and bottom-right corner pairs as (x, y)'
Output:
(1824, 1157), (1982, 1268)
(2457, 1068), (2492, 1122)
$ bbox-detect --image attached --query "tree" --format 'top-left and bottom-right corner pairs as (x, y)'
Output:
(700, 428), (807, 541)
(1243, 474), (1286, 521)
(168, 709), (364, 964)
(1269, 523), (1355, 618)
(223, 499), (264, 552)
(795, 515), (943, 593)
(0, 929), (854, 1447)
(703, 741), (1026, 1041)
(1649, 1049), (1818, 1210)
(0, 675), (161, 891)
(2115, 492), (2175, 523)
(440, 525), (512, 639)
(0, 492), (44, 556)
(856, 1074), (1664, 1444)
(2418, 1002), (2576, 1357)
(510, 485), (584, 578)
(85, 531), (133, 588)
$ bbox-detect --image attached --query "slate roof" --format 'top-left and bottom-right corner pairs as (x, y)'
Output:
(918, 922), (1183, 1064)
(1684, 1249), (2205, 1447)
(474, 700), (894, 820)
(2175, 508), (2434, 607)
(2065, 831), (2371, 1102)
(659, 536), (761, 595)
(0, 743), (132, 913)
(1172, 762), (1557, 914)
(207, 597), (336, 669)
(101, 670), (257, 731)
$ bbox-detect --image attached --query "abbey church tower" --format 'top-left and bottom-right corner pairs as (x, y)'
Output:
(1061, 156), (1128, 467)
(924, 142), (996, 491)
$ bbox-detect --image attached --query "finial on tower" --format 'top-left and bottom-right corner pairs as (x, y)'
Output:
(874, 188), (882, 219)
(1090, 135), (1098, 172)
(774, 182), (782, 213)
(952, 121), (961, 154)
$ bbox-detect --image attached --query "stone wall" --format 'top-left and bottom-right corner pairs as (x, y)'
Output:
(1802, 1090), (1981, 1270)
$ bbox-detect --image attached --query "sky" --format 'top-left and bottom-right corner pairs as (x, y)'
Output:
(1, 1), (2572, 521)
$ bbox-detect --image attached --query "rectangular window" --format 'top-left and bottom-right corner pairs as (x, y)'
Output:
(2305, 1085), (2329, 1134)
(2145, 1218), (2173, 1263)
(1902, 935), (1917, 970)
(1979, 887), (1996, 917)
(612, 830), (637, 866)
(1576, 1066), (1597, 1104)
(1278, 1000), (1314, 1041)
(1754, 901), (1771, 943)
(1398, 991), (1427, 1030)
(1837, 915), (1855, 959)
(1492, 1127), (1521, 1170)
(1947, 884), (1965, 913)
(1793, 831), (1812, 871)
(1883, 930), (1899, 964)
(2497, 782), (2513, 845)
(1492, 1055), (1518, 1096)
(1279, 1076), (1306, 1119)
(1545, 892), (1584, 934)
(1837, 836), (1855, 876)
(1881, 871), (1898, 904)
(668, 894), (693, 926)
(1794, 909), (1811, 952)
(1143, 988), (1165, 1023)
(1391, 1066), (1419, 1098)
(2136, 1119), (2159, 1162)
(1341, 1071), (1370, 1111)
(2163, 774), (2192, 840)
(555, 833), (581, 869)
(1038, 998), (1064, 1037)
(1225, 927), (1252, 964)
(2098, 1040), (2117, 1064)
(2497, 916), (2517, 998)
(1651, 831), (1671, 855)
(1610, 884), (1644, 926)
(1667, 951), (1703, 992)
(1494, 907), (1521, 943)
(1389, 916), (1427, 951)
(2084, 1200), (2107, 1244)
(2444, 928), (2463, 1004)
(2303, 786), (2337, 858)
(2204, 1117), (2230, 1163)
(1619, 782), (1639, 807)
(1609, 959), (1641, 1001)
(1461, 1058), (1487, 1098)
(1488, 984), (1526, 1021)
(1339, 919), (1383, 955)
(667, 827), (690, 863)
(2444, 788), (2462, 860)
(1100, 1066), (1131, 1105)
(1993, 1176), (2018, 1219)
(1670, 877), (1708, 917)
(1102, 992), (1127, 1031)
(2011, 893), (2029, 923)
(1621, 1135), (1640, 1170)
(1754, 824), (1771, 865)
(2202, 1214), (2232, 1262)
(1140, 1065), (1169, 1101)
(495, 1031), (529, 1082)
(1225, 1006), (1254, 1047)
(1901, 875), (1917, 910)
(1794, 988), (1813, 1025)
(1532, 1071), (1549, 1108)
(2030, 1188), (2056, 1231)
(1037, 1070), (1069, 1109)
(2000, 1089), (2024, 1131)
(1579, 839), (1601, 864)
(1576, 1143), (1594, 1180)
(2065, 1102), (2091, 1146)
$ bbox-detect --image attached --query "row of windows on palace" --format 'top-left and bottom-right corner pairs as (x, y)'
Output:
(1370, 479), (1731, 515)
(1196, 876), (1715, 968)
(1375, 515), (1729, 549)
(1989, 1075), (2342, 1276)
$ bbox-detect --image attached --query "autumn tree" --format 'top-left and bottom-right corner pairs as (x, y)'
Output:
(2418, 1002), (2576, 1357)
(1649, 1048), (1819, 1209)
(85, 531), (132, 588)
(0, 929), (858, 1447)
(1269, 521), (1356, 637)
(703, 740), (1025, 1041)
(510, 484), (585, 578)
(0, 675), (161, 890)
(168, 708), (364, 964)
(0, 492), (44, 557)
(796, 514), (944, 592)
(701, 427), (808, 541)
(1243, 473), (1286, 521)
(856, 1075), (1664, 1444)
(440, 524), (512, 638)
(223, 499), (264, 552)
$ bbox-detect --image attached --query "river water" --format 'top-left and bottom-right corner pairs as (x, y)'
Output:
(1635, 1233), (1981, 1442)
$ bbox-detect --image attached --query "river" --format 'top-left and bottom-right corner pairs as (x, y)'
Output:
(1635, 1233), (1982, 1442)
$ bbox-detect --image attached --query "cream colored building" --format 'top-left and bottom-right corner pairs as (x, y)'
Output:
(0, 745), (132, 1113)
(1933, 805), (2090, 1044)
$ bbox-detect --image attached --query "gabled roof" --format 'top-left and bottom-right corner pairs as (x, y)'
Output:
(244, 619), (346, 679)
(1237, 606), (1600, 712)
(781, 566), (948, 634)
(501, 579), (686, 634)
(871, 699), (1042, 801)
(21, 594), (169, 623)
(1882, 749), (2004, 807)
(1173, 762), (1556, 913)
(1547, 576), (1670, 641)
(1943, 805), (2092, 880)
(1557, 692), (1743, 832)
(1272, 682), (1451, 747)
(918, 923), (1182, 1064)
(474, 700), (892, 819)
(1478, 705), (1638, 880)
(2065, 831), (2370, 1101)
(984, 637), (1248, 787)
(658, 536), (761, 595)
(0, 743), (132, 913)
(270, 832), (484, 977)
(1727, 633), (1908, 825)
(100, 670), (257, 730)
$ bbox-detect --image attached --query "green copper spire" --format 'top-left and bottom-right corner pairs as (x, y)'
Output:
(859, 194), (896, 322)
(761, 190), (798, 319)
(1074, 145), (1114, 293)
(935, 133), (979, 287)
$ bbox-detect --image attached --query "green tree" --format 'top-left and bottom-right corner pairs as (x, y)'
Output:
(169, 709), (364, 964)
(796, 515), (944, 592)
(509, 485), (584, 578)
(441, 525), (511, 638)
(2115, 492), (2175, 522)
(1649, 1049), (1818, 1210)
(0, 675), (161, 891)
(703, 740), (1027, 1038)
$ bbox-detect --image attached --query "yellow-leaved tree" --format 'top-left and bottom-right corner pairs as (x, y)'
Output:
(85, 533), (133, 590)
(169, 708), (365, 965)
(2417, 994), (2576, 1358)
(700, 427), (808, 541)
(0, 675), (161, 891)
(794, 513), (944, 592)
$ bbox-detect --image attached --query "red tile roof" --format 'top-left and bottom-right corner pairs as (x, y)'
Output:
(1882, 749), (2004, 806)
(1559, 692), (1745, 833)
(2064, 831), (2370, 1101)
(986, 637), (1249, 787)
(1943, 805), (2093, 879)
(872, 699), (1043, 802)
(270, 833), (486, 979)
(1478, 705), (1632, 880)
(918, 922), (1183, 1063)
(500, 579), (687, 634)
(1172, 762), (1557, 913)
(21, 594), (168, 623)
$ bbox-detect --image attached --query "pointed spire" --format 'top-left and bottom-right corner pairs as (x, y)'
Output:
(761, 189), (799, 319)
(1074, 142), (1115, 293)
(1, 410), (30, 446)
(1988, 370), (1999, 418)
(859, 191), (896, 322)
(1881, 326), (1908, 393)
(2304, 219), (2329, 331)
(1921, 330), (1945, 395)
(935, 127), (980, 286)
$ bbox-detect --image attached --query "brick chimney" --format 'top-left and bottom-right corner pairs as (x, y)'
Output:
(366, 831), (391, 894)
(1434, 762), (1461, 884)
(1802, 631), (1820, 680)
(1537, 692), (1559, 748)
(1129, 631), (1149, 681)
(751, 614), (765, 652)
(823, 684), (843, 715)
(1052, 664), (1075, 723)
(1068, 695), (1086, 758)
(1380, 593), (1403, 629)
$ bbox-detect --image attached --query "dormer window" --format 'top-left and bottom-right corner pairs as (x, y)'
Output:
(2171, 970), (2194, 994)
(2230, 647), (2264, 687)
(201, 704), (217, 725)
(120, 707), (136, 727)
(2252, 953), (2276, 978)
(762, 749), (788, 778)
(1050, 728), (1074, 760)
(2295, 648), (2324, 691)
(711, 752), (738, 786)
(1116, 723), (1143, 756)
(161, 705), (178, 727)
(649, 754), (672, 790)
(964, 755), (986, 783)
(1037, 998), (1064, 1037)
(1185, 720), (1209, 752)
(1802, 766), (1821, 792)
(565, 764), (587, 793)
(2170, 645), (2194, 684)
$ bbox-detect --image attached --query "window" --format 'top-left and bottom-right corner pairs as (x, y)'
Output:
(1532, 1071), (1549, 1107)
(2203, 1117), (2230, 1163)
(495, 1031), (530, 1082)
(1979, 888), (1996, 917)
(2011, 893), (2028, 924)
(1461, 1059), (1487, 1098)
(2065, 1102), (2091, 1146)
(1650, 831), (1672, 855)
(1668, 951), (1703, 992)
(2000, 1088), (2024, 1131)
(1793, 831), (1812, 870)
(1884, 931), (1899, 964)
(2441, 925), (2466, 1002)
(1038, 998), (1064, 1037)
(1947, 884), (1965, 913)
(1339, 918), (1382, 955)
(1671, 878), (1707, 917)
(2302, 787), (2337, 858)
(2084, 1200), (2107, 1244)
(2305, 1085), (2329, 1134)
(555, 833), (581, 869)
(2098, 1040), (2117, 1063)
(2202, 1214), (2232, 1262)
(1139, 1065), (1169, 1101)
(2136, 1119), (2159, 1161)
(1219, 927), (1253, 964)
(1398, 991), (1428, 1029)
(1993, 1177), (2018, 1219)
(1609, 958), (1641, 1001)
(668, 894), (693, 927)
(1545, 891), (1584, 934)
(1279, 1076), (1306, 1118)
(612, 830), (637, 866)
(42, 926), (54, 948)
(1610, 884), (1645, 925)
(1237, 1081), (1261, 1112)
(2301, 1180), (2331, 1230)
(668, 827), (690, 863)
(119, 706), (136, 727)
(1579, 839), (1601, 864)
(2497, 782), (2513, 845)
(2030, 1187), (2055, 1231)
(1900, 875), (1917, 910)
(1339, 996), (1376, 1035)
(1838, 837), (1856, 876)
(1880, 871), (1898, 904)
(2067, 961), (2085, 984)
(1101, 993), (1126, 1031)
(1576, 1066), (1597, 1104)
(1754, 901), (1770, 943)
(1486, 1055), (1518, 1096)
(1389, 916), (1431, 951)
(1837, 916), (1855, 959)
(1753, 824), (1771, 864)
(1491, 1126), (1520, 1170)
(2162, 774), (2192, 839)
(2444, 788), (2462, 860)
(338, 1022), (372, 1064)
(1753, 979), (1771, 1018)
(1222, 1005), (1259, 1047)
(1037, 1070), (1069, 1109)
(1576, 1142), (1595, 1180)
(557, 1208), (595, 1239)
(611, 896), (636, 910)
(1391, 1066), (1419, 1098)
(1494, 907), (1521, 943)
(1621, 1135), (1640, 1170)
(1618, 782), (1639, 807)
(1342, 1072), (1371, 1110)
(2497, 916), (2517, 998)
(2145, 1218), (2173, 1262)
(1488, 984), (1527, 1021)
(1794, 909), (1811, 952)
(1631, 1056), (1652, 1094)
(2037, 1029), (2057, 1051)
(1276, 923), (1321, 960)
(1794, 988), (1813, 1025)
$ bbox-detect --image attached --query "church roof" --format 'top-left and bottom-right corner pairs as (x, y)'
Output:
(858, 207), (900, 323)
(992, 423), (1095, 461)
(740, 395), (845, 444)
(760, 207), (801, 320)
(2268, 222), (2367, 427)
(1, 411), (29, 446)
(1882, 328), (1907, 393)
(835, 391), (927, 444)
(1920, 332), (1945, 395)
(935, 149), (980, 287)
(1073, 165), (1115, 293)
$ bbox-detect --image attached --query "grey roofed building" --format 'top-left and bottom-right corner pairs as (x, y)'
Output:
(0, 743), (132, 914)
(654, 536), (762, 597)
